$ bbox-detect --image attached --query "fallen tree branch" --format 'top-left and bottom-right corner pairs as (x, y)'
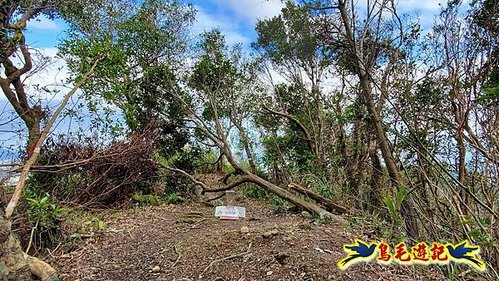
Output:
(204, 193), (225, 203)
(288, 183), (349, 214)
(163, 165), (252, 194)
(164, 166), (209, 190)
(165, 165), (337, 219)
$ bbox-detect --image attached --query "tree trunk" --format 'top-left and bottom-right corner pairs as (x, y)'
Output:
(1, 60), (99, 280)
(359, 75), (401, 187)
(0, 217), (31, 281)
(245, 173), (337, 219)
(367, 137), (383, 212)
(233, 121), (257, 174)
(26, 115), (42, 157)
(216, 152), (225, 173)
(288, 183), (348, 214)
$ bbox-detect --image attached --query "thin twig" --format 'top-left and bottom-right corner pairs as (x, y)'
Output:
(25, 220), (38, 253)
(199, 243), (252, 278)
(171, 245), (181, 268)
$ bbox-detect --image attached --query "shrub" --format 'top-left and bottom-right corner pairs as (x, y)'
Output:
(163, 192), (187, 204)
(240, 184), (267, 199)
(23, 189), (69, 251)
(133, 192), (162, 206)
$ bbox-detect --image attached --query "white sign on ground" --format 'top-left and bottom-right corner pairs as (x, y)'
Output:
(214, 206), (246, 220)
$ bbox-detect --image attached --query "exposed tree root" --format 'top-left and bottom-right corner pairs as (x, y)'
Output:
(25, 254), (57, 281)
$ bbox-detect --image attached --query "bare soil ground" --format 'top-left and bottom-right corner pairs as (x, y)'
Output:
(51, 197), (445, 281)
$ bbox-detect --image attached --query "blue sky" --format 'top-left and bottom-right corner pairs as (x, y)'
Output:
(25, 0), (446, 50)
(1, 0), (449, 157)
(17, 0), (450, 105)
(25, 0), (288, 49)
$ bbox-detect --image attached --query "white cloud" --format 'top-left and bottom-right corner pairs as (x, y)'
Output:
(25, 48), (71, 101)
(0, 48), (71, 102)
(28, 15), (59, 30)
(396, 0), (446, 29)
(208, 0), (285, 25)
(396, 0), (442, 12)
(192, 6), (251, 46)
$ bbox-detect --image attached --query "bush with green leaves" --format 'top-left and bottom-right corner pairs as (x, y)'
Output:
(133, 192), (162, 206)
(240, 184), (267, 199)
(23, 189), (69, 250)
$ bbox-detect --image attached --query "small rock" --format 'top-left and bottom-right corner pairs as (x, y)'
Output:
(240, 226), (250, 233)
(266, 271), (273, 276)
(298, 223), (312, 230)
(262, 229), (279, 238)
(273, 252), (289, 264)
(151, 266), (160, 273)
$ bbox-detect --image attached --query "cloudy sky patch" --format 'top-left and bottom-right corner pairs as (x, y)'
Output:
(28, 15), (59, 30)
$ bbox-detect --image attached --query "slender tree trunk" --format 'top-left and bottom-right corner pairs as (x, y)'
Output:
(216, 152), (225, 173)
(359, 75), (401, 186)
(367, 137), (383, 211)
(233, 121), (257, 174)
(456, 127), (469, 215)
(335, 0), (420, 236)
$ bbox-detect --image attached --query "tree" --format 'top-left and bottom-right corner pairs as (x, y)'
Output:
(1, 0), (53, 154)
(1, 1), (100, 278)
(189, 30), (260, 174)
(169, 31), (339, 218)
(254, 2), (338, 179)
(307, 0), (424, 237)
(60, 0), (196, 157)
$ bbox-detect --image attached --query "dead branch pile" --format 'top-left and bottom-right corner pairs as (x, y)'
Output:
(28, 128), (159, 207)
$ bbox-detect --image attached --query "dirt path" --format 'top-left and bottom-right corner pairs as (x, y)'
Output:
(53, 199), (442, 280)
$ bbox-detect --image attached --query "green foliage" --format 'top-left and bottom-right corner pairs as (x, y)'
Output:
(254, 2), (327, 67)
(60, 0), (195, 157)
(240, 185), (267, 199)
(311, 178), (336, 200)
(269, 194), (288, 213)
(382, 186), (408, 231)
(189, 30), (239, 98)
(24, 191), (68, 231)
(155, 146), (207, 195)
(239, 184), (288, 213)
(193, 149), (218, 173)
(23, 189), (69, 249)
(476, 87), (499, 103)
(224, 164), (236, 175)
(163, 192), (187, 204)
(80, 217), (106, 234)
(133, 192), (162, 206)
